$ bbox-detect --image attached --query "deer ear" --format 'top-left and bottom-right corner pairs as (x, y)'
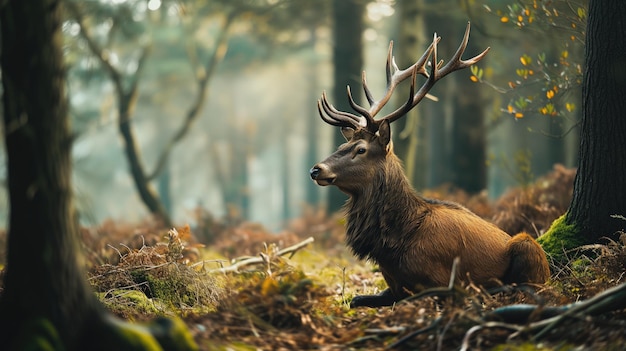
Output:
(340, 127), (355, 141)
(377, 120), (391, 148)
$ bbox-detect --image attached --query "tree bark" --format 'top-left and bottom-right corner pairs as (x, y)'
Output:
(328, 0), (365, 213)
(0, 0), (101, 347)
(566, 0), (626, 240)
(540, 0), (626, 258)
(451, 72), (487, 194)
(0, 1), (196, 349)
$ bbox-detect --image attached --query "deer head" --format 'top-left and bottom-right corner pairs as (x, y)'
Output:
(310, 23), (489, 195)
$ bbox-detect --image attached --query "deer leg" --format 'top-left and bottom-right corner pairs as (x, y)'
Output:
(350, 288), (398, 308)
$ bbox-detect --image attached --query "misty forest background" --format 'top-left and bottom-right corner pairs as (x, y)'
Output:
(0, 0), (584, 232)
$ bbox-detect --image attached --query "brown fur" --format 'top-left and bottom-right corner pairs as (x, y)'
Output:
(311, 122), (550, 308)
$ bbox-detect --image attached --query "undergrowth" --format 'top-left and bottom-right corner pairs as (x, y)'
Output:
(88, 226), (224, 320)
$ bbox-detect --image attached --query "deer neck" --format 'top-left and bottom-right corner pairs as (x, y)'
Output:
(344, 154), (427, 261)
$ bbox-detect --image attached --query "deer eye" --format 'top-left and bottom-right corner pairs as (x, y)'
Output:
(357, 147), (366, 154)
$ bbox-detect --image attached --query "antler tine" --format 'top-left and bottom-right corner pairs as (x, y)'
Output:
(317, 100), (344, 127)
(318, 91), (365, 128)
(362, 71), (375, 106)
(366, 38), (437, 120)
(438, 22), (490, 77)
(379, 32), (440, 124)
(347, 85), (374, 127)
(380, 22), (489, 125)
(361, 41), (395, 109)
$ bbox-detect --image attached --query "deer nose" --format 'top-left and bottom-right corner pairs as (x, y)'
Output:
(310, 166), (321, 180)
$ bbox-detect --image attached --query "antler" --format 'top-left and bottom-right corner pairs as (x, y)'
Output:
(318, 22), (490, 132)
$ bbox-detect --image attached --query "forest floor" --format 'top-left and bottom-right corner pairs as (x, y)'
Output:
(4, 164), (626, 350)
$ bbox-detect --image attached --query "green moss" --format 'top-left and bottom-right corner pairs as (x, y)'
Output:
(8, 314), (197, 351)
(98, 289), (161, 318)
(96, 316), (163, 351)
(146, 271), (195, 307)
(146, 316), (198, 351)
(492, 342), (573, 351)
(90, 314), (198, 351)
(125, 264), (220, 312)
(538, 214), (586, 263)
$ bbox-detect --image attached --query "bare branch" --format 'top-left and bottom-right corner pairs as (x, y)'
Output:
(208, 237), (314, 274)
(147, 11), (236, 180)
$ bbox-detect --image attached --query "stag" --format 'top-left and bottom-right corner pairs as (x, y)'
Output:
(310, 23), (550, 308)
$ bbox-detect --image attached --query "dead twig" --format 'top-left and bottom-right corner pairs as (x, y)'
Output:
(208, 237), (314, 274)
(460, 322), (523, 351)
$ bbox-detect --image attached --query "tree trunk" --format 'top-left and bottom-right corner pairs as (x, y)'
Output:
(0, 1), (195, 349)
(117, 90), (173, 226)
(452, 74), (487, 194)
(393, 0), (427, 188)
(540, 0), (626, 259)
(305, 26), (322, 206)
(0, 0), (101, 347)
(328, 0), (365, 213)
(158, 162), (173, 217)
(567, 0), (626, 239)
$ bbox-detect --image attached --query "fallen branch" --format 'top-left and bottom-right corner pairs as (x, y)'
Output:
(208, 237), (315, 274)
(463, 281), (626, 347)
(531, 281), (626, 340)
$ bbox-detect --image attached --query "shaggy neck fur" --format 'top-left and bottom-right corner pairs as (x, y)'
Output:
(344, 153), (428, 264)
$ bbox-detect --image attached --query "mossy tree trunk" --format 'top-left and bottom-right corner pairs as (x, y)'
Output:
(539, 0), (626, 260)
(0, 1), (196, 349)
(0, 0), (102, 347)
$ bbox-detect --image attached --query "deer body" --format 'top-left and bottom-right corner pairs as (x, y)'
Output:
(310, 24), (550, 308)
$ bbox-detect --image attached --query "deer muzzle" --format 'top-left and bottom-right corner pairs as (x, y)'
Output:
(309, 164), (335, 186)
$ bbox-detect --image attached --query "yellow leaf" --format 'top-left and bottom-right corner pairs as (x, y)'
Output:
(518, 15), (523, 23)
(470, 75), (478, 82)
(562, 50), (569, 59)
(546, 90), (555, 99)
(507, 105), (514, 114)
(520, 57), (528, 66)
(501, 16), (509, 23)
(515, 112), (524, 119)
(566, 103), (575, 112)
(508, 81), (517, 89)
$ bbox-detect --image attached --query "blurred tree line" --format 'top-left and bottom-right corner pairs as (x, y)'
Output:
(0, 0), (585, 229)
